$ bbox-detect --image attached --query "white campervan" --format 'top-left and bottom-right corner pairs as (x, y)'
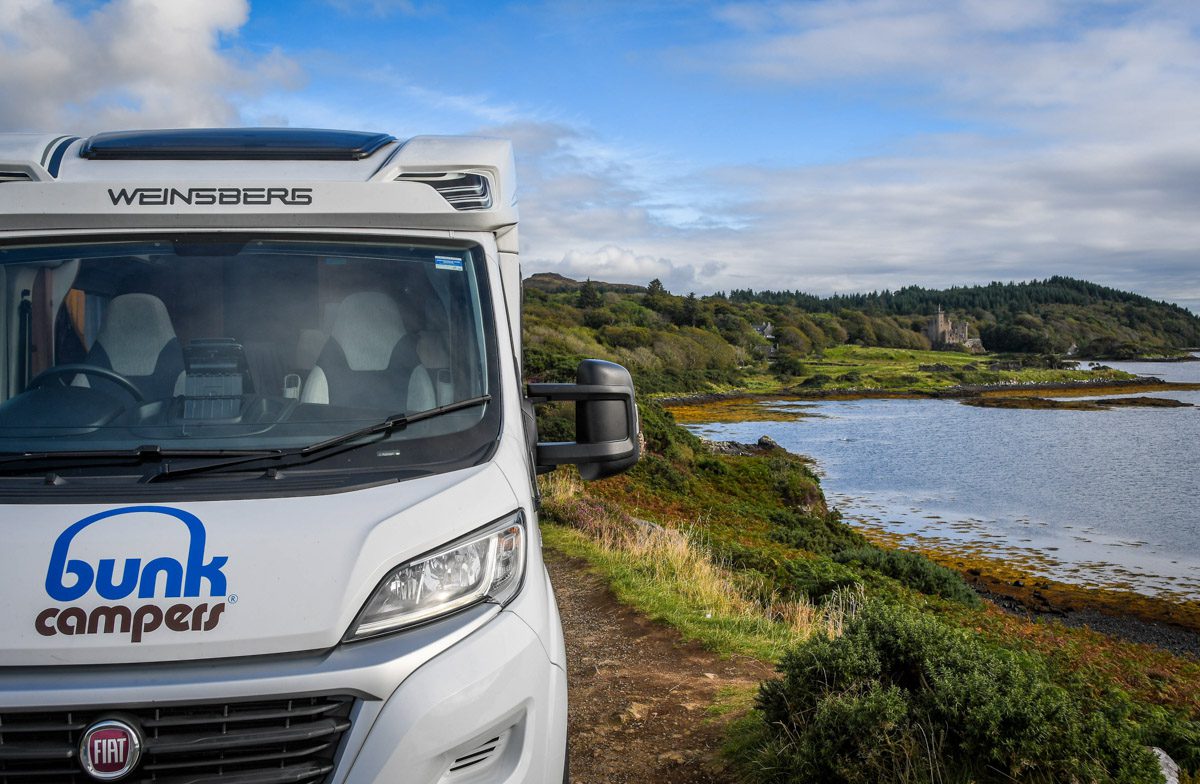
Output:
(0, 128), (639, 784)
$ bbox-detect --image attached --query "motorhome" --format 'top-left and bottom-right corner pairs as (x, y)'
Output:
(0, 128), (640, 784)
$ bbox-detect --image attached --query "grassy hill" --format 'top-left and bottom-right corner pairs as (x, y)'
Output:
(524, 275), (1200, 394)
(729, 277), (1200, 358)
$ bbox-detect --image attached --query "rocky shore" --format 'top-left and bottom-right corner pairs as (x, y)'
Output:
(702, 434), (1200, 661)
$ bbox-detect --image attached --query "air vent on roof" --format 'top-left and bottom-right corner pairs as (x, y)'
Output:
(396, 172), (493, 211)
(80, 128), (396, 161)
(0, 171), (33, 183)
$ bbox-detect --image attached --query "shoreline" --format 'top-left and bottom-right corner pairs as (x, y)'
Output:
(661, 379), (1200, 423)
(976, 585), (1200, 660)
(857, 519), (1200, 654)
(657, 377), (1200, 406)
(698, 434), (1200, 659)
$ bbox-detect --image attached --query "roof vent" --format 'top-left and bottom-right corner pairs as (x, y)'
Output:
(396, 172), (492, 211)
(79, 128), (396, 161)
(0, 170), (33, 183)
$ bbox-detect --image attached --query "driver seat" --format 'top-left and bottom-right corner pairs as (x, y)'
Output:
(301, 292), (435, 411)
(82, 293), (185, 401)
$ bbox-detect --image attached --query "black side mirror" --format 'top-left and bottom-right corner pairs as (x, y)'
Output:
(527, 359), (640, 480)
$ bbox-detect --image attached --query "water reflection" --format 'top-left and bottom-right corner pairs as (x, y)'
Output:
(687, 355), (1200, 599)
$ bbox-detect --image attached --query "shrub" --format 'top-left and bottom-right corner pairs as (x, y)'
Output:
(768, 508), (867, 554)
(523, 346), (581, 383)
(833, 545), (981, 606)
(629, 454), (694, 494)
(713, 539), (860, 601)
(1135, 703), (1200, 771)
(597, 324), (655, 349)
(637, 401), (701, 462)
(768, 456), (824, 511)
(772, 352), (808, 379)
(746, 603), (1163, 784)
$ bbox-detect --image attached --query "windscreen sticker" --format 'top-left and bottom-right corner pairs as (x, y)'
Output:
(36, 506), (231, 644)
(434, 256), (464, 271)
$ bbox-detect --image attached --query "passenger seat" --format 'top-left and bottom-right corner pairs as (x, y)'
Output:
(300, 292), (435, 412)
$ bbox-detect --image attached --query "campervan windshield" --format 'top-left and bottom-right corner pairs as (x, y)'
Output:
(0, 235), (499, 477)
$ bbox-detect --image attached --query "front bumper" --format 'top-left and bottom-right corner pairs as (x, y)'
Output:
(0, 598), (567, 784)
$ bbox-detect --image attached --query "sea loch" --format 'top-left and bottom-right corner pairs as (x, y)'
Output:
(686, 356), (1200, 600)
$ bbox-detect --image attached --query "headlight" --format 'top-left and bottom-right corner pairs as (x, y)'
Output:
(346, 512), (526, 641)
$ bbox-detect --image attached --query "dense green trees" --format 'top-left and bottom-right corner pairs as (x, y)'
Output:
(522, 274), (1200, 392)
(726, 276), (1200, 357)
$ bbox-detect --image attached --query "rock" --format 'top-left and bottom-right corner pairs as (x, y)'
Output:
(621, 702), (649, 723)
(657, 751), (687, 765)
(701, 439), (757, 456)
(757, 435), (781, 450)
(1151, 747), (1179, 784)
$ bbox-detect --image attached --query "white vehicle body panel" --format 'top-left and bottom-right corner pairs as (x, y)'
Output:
(0, 129), (573, 783)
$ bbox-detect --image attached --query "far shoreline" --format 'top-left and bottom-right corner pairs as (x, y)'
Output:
(658, 376), (1200, 404)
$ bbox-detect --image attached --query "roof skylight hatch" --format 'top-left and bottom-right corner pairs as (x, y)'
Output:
(79, 128), (397, 161)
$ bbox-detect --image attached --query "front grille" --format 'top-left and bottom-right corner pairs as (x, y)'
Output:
(0, 695), (354, 784)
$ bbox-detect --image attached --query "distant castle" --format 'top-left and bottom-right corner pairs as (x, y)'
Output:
(924, 307), (984, 351)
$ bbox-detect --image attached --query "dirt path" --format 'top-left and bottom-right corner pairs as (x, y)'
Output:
(545, 550), (773, 784)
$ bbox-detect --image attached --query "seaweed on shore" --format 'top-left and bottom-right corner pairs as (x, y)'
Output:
(961, 395), (1194, 411)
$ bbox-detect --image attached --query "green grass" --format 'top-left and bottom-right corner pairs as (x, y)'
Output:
(540, 400), (1200, 781)
(785, 345), (1133, 394)
(705, 684), (759, 719)
(651, 346), (1140, 402)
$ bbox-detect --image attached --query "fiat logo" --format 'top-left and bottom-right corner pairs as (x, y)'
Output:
(79, 719), (142, 781)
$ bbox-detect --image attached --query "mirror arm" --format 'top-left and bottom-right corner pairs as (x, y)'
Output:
(526, 383), (631, 403)
(535, 438), (637, 465)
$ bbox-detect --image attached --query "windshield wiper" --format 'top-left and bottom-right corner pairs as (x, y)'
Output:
(0, 445), (280, 475)
(144, 394), (492, 483)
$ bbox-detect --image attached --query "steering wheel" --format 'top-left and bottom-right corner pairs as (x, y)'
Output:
(28, 364), (145, 402)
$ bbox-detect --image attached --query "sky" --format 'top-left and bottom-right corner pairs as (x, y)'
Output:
(2, 0), (1199, 312)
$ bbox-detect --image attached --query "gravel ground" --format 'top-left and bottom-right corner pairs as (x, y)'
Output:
(545, 551), (773, 784)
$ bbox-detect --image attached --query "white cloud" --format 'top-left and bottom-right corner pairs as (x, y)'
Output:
(557, 245), (709, 292)
(1, 0), (1194, 312)
(488, 111), (1199, 311)
(585, 0), (1200, 311)
(0, 0), (302, 132)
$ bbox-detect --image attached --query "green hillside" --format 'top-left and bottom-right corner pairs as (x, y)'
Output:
(729, 277), (1200, 357)
(523, 275), (1200, 393)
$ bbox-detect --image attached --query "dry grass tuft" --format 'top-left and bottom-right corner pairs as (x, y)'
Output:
(539, 471), (856, 656)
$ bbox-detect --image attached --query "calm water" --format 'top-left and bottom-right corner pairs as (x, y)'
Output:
(686, 356), (1200, 599)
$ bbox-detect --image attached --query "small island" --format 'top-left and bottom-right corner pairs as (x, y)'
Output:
(962, 395), (1195, 410)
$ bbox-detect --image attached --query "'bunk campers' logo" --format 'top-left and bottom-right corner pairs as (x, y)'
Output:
(36, 506), (230, 643)
(107, 187), (314, 207)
